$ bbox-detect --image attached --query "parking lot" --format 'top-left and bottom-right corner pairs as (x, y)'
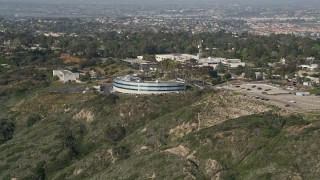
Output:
(231, 83), (291, 95)
(274, 94), (320, 110)
(223, 83), (320, 112)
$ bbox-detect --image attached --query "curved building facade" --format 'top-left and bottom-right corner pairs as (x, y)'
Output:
(113, 75), (186, 94)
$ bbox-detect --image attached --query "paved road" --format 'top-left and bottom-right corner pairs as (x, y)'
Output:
(50, 83), (113, 94)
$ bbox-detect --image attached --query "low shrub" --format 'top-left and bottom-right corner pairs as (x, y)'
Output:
(26, 114), (41, 127)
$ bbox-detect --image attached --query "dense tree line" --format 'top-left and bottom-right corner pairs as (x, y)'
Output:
(92, 30), (320, 64)
(2, 30), (320, 68)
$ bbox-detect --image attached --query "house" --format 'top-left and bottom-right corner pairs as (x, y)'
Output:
(89, 70), (97, 79)
(303, 81), (313, 86)
(280, 58), (286, 65)
(300, 64), (319, 71)
(255, 72), (265, 80)
(53, 70), (79, 83)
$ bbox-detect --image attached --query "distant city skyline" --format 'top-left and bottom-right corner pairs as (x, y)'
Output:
(1, 0), (320, 6)
(1, 0), (320, 20)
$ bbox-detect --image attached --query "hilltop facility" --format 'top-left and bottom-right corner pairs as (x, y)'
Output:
(53, 70), (79, 83)
(113, 74), (186, 94)
(155, 54), (245, 69)
(155, 54), (199, 63)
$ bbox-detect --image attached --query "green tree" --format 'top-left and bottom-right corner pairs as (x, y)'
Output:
(216, 62), (226, 73)
(241, 48), (249, 60)
(0, 118), (15, 143)
(236, 65), (244, 75)
(79, 72), (91, 82)
(59, 124), (79, 156)
(224, 73), (232, 80)
(212, 76), (222, 85)
(32, 161), (46, 180)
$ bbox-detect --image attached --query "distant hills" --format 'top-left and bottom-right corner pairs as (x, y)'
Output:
(2, 0), (320, 6)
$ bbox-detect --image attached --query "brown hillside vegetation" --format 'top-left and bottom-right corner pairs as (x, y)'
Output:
(60, 53), (81, 63)
(1, 86), (320, 180)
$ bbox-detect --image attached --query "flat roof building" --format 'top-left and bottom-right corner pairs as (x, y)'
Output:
(300, 64), (319, 71)
(53, 70), (79, 83)
(155, 54), (198, 63)
(197, 57), (245, 69)
(113, 74), (186, 94)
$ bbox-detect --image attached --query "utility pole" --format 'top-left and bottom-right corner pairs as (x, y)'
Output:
(197, 113), (200, 131)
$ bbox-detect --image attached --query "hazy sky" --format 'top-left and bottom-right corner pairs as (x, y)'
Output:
(1, 0), (319, 5)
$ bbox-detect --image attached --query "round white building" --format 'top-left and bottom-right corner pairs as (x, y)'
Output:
(113, 75), (186, 94)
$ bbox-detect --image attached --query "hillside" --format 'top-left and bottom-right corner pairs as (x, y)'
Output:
(0, 82), (320, 179)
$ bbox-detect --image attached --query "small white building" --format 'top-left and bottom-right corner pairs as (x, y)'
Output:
(254, 72), (266, 80)
(89, 70), (97, 79)
(280, 58), (286, 64)
(53, 70), (79, 83)
(303, 81), (313, 86)
(296, 92), (311, 96)
(300, 64), (319, 71)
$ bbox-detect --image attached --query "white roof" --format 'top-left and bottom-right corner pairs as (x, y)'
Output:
(228, 63), (246, 68)
(198, 58), (223, 63)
